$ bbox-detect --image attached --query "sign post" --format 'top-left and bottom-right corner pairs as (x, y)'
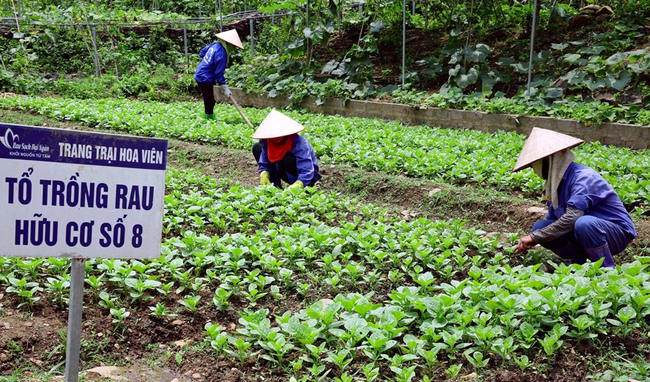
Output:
(64, 258), (85, 382)
(0, 123), (168, 381)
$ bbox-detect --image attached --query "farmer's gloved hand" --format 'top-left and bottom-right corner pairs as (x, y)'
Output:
(288, 180), (304, 190)
(260, 171), (270, 185)
(221, 84), (232, 98)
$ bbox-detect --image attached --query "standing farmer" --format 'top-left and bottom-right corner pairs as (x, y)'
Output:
(513, 127), (636, 268)
(194, 29), (243, 120)
(252, 109), (322, 189)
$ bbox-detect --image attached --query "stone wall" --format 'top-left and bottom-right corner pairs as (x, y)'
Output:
(218, 89), (650, 149)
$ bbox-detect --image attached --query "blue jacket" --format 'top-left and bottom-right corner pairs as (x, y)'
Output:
(194, 42), (228, 85)
(547, 162), (637, 238)
(258, 135), (322, 186)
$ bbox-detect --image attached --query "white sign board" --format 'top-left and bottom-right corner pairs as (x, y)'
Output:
(0, 123), (167, 259)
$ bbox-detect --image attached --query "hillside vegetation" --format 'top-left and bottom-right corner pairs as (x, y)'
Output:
(1, 0), (649, 126)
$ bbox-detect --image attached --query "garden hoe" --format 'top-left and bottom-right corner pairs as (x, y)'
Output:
(229, 94), (254, 128)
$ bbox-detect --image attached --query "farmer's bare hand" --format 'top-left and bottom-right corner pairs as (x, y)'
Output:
(516, 235), (536, 254)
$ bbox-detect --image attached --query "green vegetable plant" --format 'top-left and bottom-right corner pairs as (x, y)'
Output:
(224, 336), (254, 366)
(44, 275), (70, 308)
(464, 350), (489, 369)
(6, 276), (41, 309)
(180, 294), (202, 313)
(259, 332), (295, 369)
(606, 306), (640, 338)
(109, 307), (130, 334)
(213, 287), (233, 311)
(538, 324), (568, 357)
(204, 323), (229, 353)
(149, 302), (175, 318)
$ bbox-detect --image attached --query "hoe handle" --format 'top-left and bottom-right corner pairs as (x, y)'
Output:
(229, 94), (254, 128)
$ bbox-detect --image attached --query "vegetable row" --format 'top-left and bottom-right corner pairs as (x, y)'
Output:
(1, 95), (648, 211)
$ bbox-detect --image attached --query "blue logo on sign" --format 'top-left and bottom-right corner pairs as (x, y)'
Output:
(1, 128), (18, 149)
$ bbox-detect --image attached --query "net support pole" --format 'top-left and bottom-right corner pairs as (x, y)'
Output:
(91, 24), (100, 77)
(218, 0), (223, 32)
(526, 0), (539, 96)
(401, 0), (406, 89)
(249, 18), (255, 59)
(183, 22), (189, 66)
(306, 0), (310, 63)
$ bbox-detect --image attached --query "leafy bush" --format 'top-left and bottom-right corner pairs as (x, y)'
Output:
(2, 1), (649, 128)
(0, 68), (195, 101)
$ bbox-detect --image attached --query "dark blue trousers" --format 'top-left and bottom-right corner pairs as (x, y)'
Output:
(532, 215), (633, 267)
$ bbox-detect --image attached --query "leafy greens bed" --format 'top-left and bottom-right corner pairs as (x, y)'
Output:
(1, 95), (648, 214)
(2, 167), (649, 381)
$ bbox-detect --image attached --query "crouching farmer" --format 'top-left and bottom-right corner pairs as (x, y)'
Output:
(513, 127), (636, 268)
(252, 109), (322, 189)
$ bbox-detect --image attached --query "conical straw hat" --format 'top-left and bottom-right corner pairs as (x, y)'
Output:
(252, 109), (305, 139)
(215, 29), (243, 49)
(513, 127), (584, 172)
